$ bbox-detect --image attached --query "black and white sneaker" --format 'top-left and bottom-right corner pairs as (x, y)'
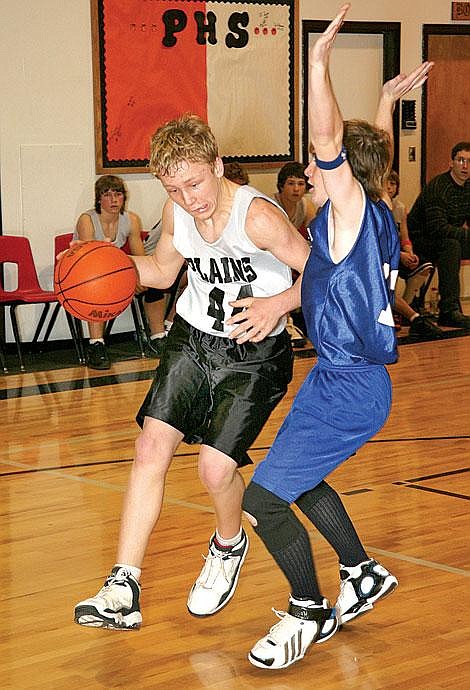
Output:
(85, 341), (111, 370)
(335, 559), (398, 624)
(408, 315), (444, 340)
(145, 336), (166, 358)
(187, 531), (249, 617)
(248, 597), (338, 670)
(74, 566), (142, 629)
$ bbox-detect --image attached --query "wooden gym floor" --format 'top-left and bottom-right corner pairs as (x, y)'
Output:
(0, 331), (469, 689)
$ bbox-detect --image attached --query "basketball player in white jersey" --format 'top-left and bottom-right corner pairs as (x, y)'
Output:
(74, 114), (311, 629)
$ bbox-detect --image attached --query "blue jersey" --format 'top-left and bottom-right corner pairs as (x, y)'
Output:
(303, 191), (400, 365)
(252, 189), (400, 502)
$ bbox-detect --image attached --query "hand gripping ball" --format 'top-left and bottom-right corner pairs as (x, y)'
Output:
(54, 241), (137, 322)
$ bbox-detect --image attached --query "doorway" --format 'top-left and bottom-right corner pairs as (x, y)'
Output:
(422, 25), (470, 183)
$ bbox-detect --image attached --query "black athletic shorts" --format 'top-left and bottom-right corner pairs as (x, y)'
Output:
(398, 258), (434, 280)
(136, 314), (293, 467)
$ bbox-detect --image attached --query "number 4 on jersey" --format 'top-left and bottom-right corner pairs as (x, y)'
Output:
(208, 285), (253, 331)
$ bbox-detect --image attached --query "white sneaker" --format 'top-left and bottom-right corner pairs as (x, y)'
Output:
(74, 566), (142, 630)
(248, 598), (338, 669)
(335, 559), (398, 624)
(187, 531), (249, 616)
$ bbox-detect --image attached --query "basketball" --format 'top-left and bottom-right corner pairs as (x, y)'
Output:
(54, 241), (137, 321)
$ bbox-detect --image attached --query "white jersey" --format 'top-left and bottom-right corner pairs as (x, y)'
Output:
(173, 185), (293, 337)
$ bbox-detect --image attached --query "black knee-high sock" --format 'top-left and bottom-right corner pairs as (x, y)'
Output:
(296, 481), (368, 567)
(269, 524), (322, 602)
(243, 482), (322, 602)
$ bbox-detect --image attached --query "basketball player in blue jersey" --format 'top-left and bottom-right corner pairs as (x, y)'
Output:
(239, 4), (434, 669)
(74, 115), (311, 629)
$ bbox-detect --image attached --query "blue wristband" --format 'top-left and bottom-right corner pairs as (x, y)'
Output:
(314, 146), (347, 170)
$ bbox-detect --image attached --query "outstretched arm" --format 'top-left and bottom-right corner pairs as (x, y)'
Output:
(375, 62), (434, 165)
(308, 3), (349, 161)
(308, 4), (362, 259)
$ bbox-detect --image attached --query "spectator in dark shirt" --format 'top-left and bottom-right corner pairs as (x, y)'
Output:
(407, 142), (470, 328)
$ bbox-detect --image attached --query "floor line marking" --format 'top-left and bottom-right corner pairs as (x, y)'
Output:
(3, 458), (468, 576)
(0, 458), (215, 512)
(365, 545), (469, 577)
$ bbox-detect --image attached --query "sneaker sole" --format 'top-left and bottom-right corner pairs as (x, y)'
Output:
(248, 651), (307, 670)
(74, 606), (142, 630)
(339, 575), (398, 624)
(187, 536), (249, 618)
(247, 618), (339, 670)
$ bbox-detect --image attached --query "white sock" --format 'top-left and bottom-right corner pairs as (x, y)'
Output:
(164, 320), (173, 330)
(150, 332), (166, 340)
(214, 528), (243, 548)
(115, 563), (141, 581)
(89, 338), (105, 345)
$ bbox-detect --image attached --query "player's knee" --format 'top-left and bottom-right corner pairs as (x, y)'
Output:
(198, 454), (237, 494)
(242, 481), (290, 534)
(134, 428), (170, 476)
(244, 482), (306, 552)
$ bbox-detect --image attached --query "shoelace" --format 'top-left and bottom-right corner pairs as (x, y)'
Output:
(94, 581), (130, 609)
(265, 609), (306, 645)
(196, 549), (237, 587)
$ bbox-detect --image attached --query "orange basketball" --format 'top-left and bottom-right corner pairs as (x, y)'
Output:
(54, 241), (137, 322)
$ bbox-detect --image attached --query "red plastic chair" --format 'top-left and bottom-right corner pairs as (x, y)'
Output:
(0, 234), (82, 371)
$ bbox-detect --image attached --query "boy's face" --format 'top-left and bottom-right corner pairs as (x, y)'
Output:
(450, 149), (470, 186)
(386, 179), (397, 199)
(279, 176), (307, 204)
(159, 158), (224, 220)
(100, 189), (124, 214)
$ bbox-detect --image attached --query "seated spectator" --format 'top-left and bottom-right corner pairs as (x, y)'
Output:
(274, 162), (317, 347)
(223, 161), (250, 186)
(74, 175), (146, 369)
(386, 171), (443, 339)
(274, 162), (317, 240)
(407, 142), (470, 328)
(386, 171), (435, 309)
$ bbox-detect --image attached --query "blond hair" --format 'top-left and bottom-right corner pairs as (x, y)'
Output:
(343, 120), (391, 201)
(149, 114), (218, 178)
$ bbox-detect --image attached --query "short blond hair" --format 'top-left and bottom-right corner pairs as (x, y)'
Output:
(149, 114), (218, 178)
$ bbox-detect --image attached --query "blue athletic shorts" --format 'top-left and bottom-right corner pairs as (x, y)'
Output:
(136, 314), (293, 466)
(252, 358), (392, 502)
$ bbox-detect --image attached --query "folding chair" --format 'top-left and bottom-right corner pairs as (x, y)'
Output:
(414, 265), (437, 313)
(0, 337), (7, 373)
(40, 233), (85, 363)
(104, 232), (149, 357)
(0, 235), (83, 371)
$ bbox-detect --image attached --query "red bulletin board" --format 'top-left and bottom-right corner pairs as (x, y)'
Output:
(91, 0), (298, 173)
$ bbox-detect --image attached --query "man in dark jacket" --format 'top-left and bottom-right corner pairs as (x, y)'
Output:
(408, 141), (470, 328)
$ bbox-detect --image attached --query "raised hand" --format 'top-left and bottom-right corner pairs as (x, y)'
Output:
(310, 3), (350, 66)
(381, 62), (434, 104)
